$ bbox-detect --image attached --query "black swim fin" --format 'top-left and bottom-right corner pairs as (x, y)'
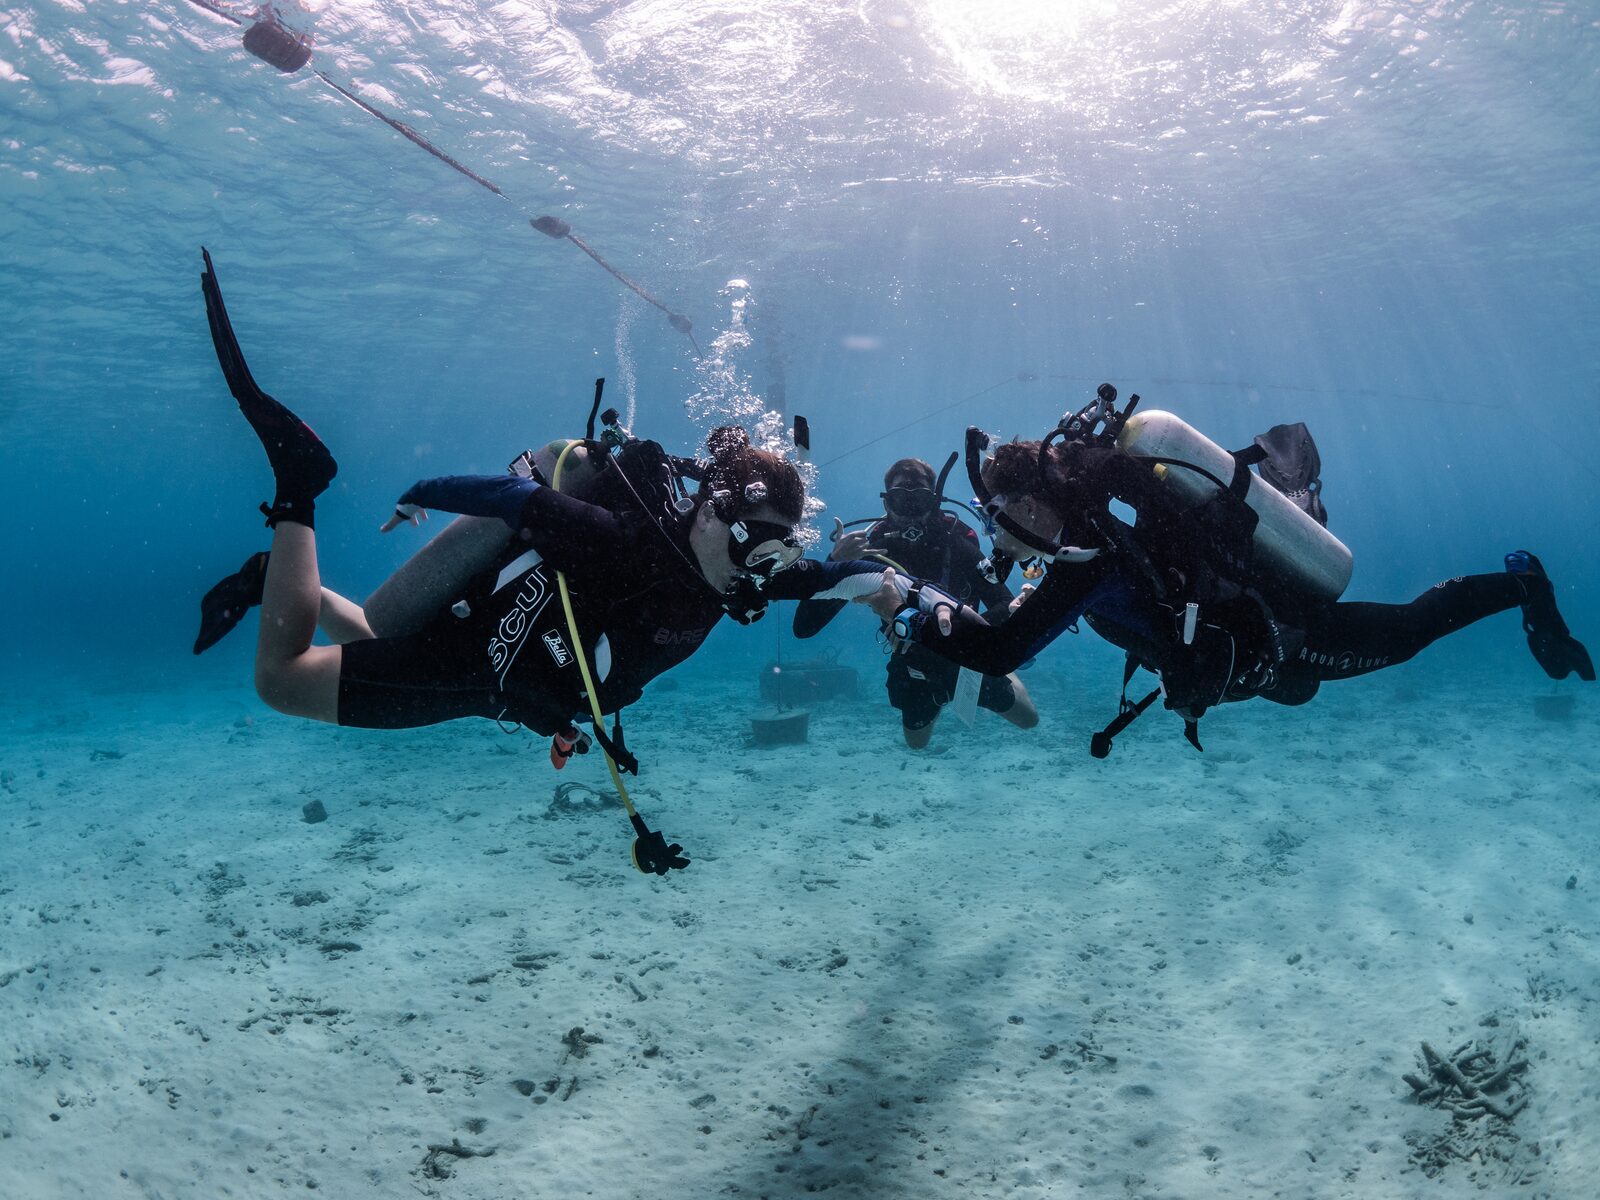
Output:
(194, 551), (270, 655)
(201, 249), (336, 526)
(1507, 551), (1595, 682)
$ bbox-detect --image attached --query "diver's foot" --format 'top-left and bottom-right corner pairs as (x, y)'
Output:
(193, 551), (270, 655)
(1506, 551), (1595, 682)
(244, 394), (337, 526)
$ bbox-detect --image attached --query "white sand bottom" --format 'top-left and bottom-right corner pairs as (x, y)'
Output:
(2, 659), (1597, 1198)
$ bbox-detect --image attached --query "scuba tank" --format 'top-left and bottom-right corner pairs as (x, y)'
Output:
(1116, 410), (1352, 603)
(363, 439), (616, 638)
(364, 513), (512, 638)
(365, 380), (631, 637)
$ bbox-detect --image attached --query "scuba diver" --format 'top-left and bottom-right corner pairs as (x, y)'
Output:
(855, 384), (1594, 755)
(194, 249), (912, 869)
(800, 457), (1038, 748)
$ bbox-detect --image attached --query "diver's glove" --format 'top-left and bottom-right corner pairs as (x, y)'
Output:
(901, 577), (959, 615)
(887, 579), (961, 644)
(629, 814), (690, 876)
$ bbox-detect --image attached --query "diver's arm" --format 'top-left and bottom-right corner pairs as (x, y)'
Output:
(899, 561), (1105, 676)
(395, 474), (538, 525)
(394, 474), (629, 568)
(765, 558), (888, 602)
(795, 519), (900, 636)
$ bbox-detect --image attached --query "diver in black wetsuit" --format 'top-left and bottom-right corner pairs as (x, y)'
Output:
(196, 250), (899, 740)
(804, 457), (1039, 748)
(860, 404), (1594, 753)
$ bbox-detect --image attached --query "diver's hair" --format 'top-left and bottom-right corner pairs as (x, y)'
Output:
(982, 439), (1070, 505)
(884, 457), (936, 490)
(698, 425), (805, 523)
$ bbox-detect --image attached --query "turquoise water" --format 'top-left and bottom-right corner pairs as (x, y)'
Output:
(2, 3), (1597, 1196)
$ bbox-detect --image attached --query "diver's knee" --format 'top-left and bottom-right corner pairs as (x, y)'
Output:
(253, 664), (294, 714)
(903, 722), (934, 749)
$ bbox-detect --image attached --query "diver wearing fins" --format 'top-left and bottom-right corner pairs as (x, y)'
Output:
(195, 249), (910, 754)
(858, 385), (1594, 754)
(799, 457), (1039, 748)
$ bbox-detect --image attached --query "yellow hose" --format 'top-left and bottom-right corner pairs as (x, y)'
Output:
(550, 441), (639, 822)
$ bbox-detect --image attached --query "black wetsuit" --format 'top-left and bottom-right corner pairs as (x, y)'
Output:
(898, 448), (1532, 725)
(808, 514), (1020, 730)
(911, 550), (1528, 706)
(338, 460), (888, 733)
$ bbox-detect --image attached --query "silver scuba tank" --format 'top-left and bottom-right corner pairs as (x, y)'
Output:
(363, 440), (607, 637)
(364, 515), (513, 637)
(1116, 410), (1353, 602)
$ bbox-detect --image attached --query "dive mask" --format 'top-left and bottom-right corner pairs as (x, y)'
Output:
(728, 517), (802, 578)
(882, 485), (937, 519)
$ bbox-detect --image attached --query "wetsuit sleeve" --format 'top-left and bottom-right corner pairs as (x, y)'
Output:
(398, 474), (631, 570)
(398, 475), (537, 525)
(764, 558), (896, 602)
(908, 558), (1108, 675)
(791, 525), (897, 637)
(512, 483), (634, 568)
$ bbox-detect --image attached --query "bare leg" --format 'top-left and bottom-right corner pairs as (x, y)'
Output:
(201, 249), (342, 720)
(903, 717), (936, 749)
(318, 588), (374, 645)
(999, 674), (1039, 729)
(255, 523), (343, 721)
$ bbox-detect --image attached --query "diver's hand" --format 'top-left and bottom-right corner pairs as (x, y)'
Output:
(1008, 583), (1036, 614)
(631, 828), (690, 876)
(926, 598), (955, 636)
(856, 569), (955, 636)
(859, 568), (903, 619)
(380, 504), (429, 534)
(831, 519), (870, 562)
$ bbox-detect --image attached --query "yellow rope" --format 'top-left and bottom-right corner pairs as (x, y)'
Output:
(550, 441), (639, 820)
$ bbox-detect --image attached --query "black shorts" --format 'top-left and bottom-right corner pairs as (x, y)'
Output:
(336, 620), (508, 730)
(335, 614), (571, 735)
(885, 646), (1015, 730)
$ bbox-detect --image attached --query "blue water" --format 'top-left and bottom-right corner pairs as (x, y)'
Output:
(2, 2), (1597, 1196)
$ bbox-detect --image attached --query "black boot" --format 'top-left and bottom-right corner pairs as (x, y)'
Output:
(1506, 551), (1595, 682)
(201, 249), (337, 527)
(194, 551), (270, 655)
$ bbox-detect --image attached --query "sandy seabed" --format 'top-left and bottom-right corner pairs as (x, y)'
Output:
(2, 651), (1597, 1199)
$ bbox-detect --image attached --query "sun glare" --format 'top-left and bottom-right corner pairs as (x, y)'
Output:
(919, 0), (1134, 101)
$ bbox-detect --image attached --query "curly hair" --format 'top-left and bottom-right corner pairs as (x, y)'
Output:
(984, 437), (1141, 522)
(698, 425), (805, 524)
(982, 440), (1058, 501)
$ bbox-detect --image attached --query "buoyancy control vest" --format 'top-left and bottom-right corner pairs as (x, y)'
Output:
(978, 386), (1347, 754)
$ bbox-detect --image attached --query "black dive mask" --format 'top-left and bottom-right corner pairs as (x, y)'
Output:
(728, 517), (801, 579)
(882, 485), (937, 521)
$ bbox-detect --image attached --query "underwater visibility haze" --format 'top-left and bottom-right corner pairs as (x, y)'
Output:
(1, 1), (1598, 1196)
